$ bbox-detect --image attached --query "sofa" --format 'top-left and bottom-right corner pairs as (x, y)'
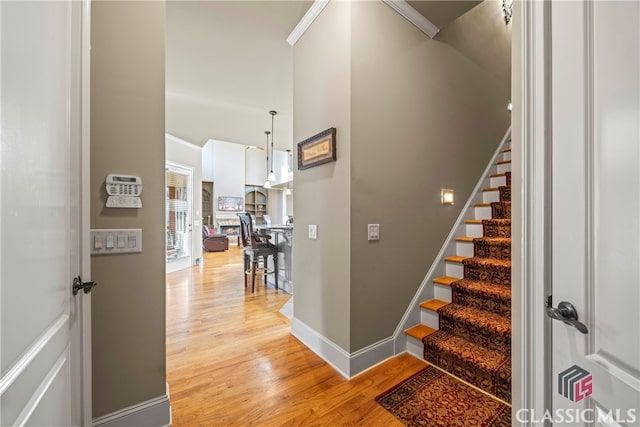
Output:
(202, 225), (229, 252)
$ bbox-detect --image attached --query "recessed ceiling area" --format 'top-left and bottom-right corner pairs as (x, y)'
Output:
(407, 0), (482, 29)
(165, 1), (312, 150)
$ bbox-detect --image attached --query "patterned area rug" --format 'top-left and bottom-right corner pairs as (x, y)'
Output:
(375, 365), (511, 427)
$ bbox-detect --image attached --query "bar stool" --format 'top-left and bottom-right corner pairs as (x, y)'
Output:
(237, 213), (278, 292)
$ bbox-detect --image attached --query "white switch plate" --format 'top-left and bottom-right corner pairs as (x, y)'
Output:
(91, 228), (142, 255)
(308, 224), (317, 240)
(368, 224), (380, 241)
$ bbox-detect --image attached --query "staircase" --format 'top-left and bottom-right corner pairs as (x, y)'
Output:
(404, 140), (511, 404)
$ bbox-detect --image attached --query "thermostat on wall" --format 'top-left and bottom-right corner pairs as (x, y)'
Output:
(106, 174), (142, 208)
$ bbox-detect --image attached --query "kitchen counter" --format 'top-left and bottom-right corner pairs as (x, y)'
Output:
(255, 224), (293, 293)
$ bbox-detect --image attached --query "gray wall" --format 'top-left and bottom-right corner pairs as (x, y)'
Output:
(349, 1), (510, 350)
(90, 1), (166, 418)
(436, 0), (511, 89)
(293, 0), (510, 353)
(292, 0), (352, 350)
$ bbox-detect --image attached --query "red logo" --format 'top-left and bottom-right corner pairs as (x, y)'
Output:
(559, 365), (593, 402)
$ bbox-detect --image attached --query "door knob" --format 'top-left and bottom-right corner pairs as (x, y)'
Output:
(546, 296), (588, 334)
(73, 276), (98, 295)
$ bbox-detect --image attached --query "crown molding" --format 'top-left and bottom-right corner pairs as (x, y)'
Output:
(286, 0), (331, 46)
(165, 133), (202, 150)
(382, 0), (440, 39)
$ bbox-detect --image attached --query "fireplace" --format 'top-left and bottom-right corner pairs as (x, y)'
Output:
(216, 213), (241, 243)
(219, 222), (240, 237)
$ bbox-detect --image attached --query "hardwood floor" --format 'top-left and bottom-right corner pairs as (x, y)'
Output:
(166, 247), (427, 426)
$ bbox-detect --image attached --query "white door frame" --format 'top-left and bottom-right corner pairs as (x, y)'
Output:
(165, 161), (194, 273)
(80, 0), (93, 423)
(512, 0), (552, 422)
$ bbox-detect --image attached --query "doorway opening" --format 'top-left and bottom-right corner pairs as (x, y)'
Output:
(166, 162), (194, 273)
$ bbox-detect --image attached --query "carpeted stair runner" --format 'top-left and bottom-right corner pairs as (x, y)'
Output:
(482, 219), (511, 238)
(423, 171), (512, 403)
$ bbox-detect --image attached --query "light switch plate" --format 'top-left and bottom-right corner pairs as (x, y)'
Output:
(368, 224), (380, 241)
(91, 228), (142, 255)
(308, 224), (317, 240)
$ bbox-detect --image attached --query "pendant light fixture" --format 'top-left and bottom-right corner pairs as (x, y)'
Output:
(285, 149), (292, 195)
(267, 110), (277, 182)
(263, 130), (272, 189)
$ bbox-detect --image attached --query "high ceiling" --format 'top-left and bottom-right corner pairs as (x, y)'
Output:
(166, 1), (312, 150)
(165, 1), (494, 151)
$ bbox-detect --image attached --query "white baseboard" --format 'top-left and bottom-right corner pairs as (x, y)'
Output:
(349, 336), (395, 376)
(291, 317), (395, 379)
(291, 317), (350, 378)
(93, 394), (171, 427)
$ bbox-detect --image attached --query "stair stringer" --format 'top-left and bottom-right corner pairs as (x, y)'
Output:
(392, 128), (512, 357)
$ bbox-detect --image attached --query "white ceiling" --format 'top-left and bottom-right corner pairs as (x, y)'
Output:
(165, 1), (312, 150)
(166, 1), (498, 151)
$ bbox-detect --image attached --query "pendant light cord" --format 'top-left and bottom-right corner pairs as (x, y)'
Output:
(269, 111), (277, 173)
(265, 131), (270, 175)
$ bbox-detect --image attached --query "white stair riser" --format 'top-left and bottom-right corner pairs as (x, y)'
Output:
(466, 223), (483, 237)
(483, 190), (500, 203)
(456, 240), (474, 257)
(475, 205), (492, 219)
(406, 335), (424, 359)
(497, 162), (511, 174)
(503, 151), (512, 161)
(434, 284), (452, 302)
(490, 175), (507, 187)
(421, 309), (439, 329)
(445, 261), (464, 278)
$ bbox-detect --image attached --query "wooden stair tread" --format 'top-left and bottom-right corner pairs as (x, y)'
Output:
(405, 324), (437, 340)
(455, 236), (474, 243)
(503, 148), (512, 153)
(490, 173), (507, 178)
(482, 187), (500, 192)
(465, 219), (482, 224)
(474, 202), (492, 207)
(445, 255), (466, 263)
(433, 276), (458, 286)
(421, 299), (449, 312)
(496, 160), (511, 165)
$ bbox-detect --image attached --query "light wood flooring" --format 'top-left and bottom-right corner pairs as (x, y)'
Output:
(166, 247), (427, 426)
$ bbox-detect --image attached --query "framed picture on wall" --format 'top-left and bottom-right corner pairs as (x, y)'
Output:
(297, 127), (336, 170)
(218, 196), (243, 211)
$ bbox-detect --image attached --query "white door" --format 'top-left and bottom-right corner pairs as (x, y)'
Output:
(166, 163), (193, 273)
(550, 0), (640, 424)
(1, 0), (88, 425)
